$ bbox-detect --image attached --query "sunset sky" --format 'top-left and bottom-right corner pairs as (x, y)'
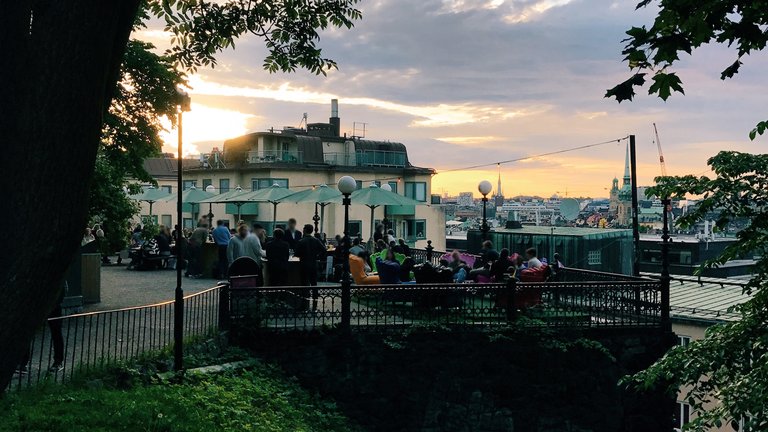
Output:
(142, 0), (767, 198)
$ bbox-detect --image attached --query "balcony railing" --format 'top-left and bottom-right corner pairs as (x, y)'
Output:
(247, 150), (303, 164)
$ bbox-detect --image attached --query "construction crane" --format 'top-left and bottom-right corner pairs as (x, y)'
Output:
(653, 122), (668, 176)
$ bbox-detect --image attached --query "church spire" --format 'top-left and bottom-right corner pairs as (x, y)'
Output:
(622, 143), (631, 186)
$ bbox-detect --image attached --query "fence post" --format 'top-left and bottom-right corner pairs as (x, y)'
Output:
(505, 278), (517, 322)
(426, 240), (434, 263)
(218, 282), (230, 333)
(660, 197), (672, 331)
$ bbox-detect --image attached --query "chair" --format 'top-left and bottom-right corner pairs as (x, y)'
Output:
(349, 254), (380, 285)
(369, 250), (406, 273)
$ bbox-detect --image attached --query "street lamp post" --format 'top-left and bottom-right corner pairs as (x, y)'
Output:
(205, 185), (216, 229)
(337, 175), (357, 332)
(174, 89), (191, 372)
(380, 183), (392, 231)
(478, 180), (493, 241)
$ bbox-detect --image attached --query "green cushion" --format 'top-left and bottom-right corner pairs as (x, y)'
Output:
(370, 250), (406, 273)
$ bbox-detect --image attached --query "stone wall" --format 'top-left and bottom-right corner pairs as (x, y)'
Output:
(239, 327), (676, 432)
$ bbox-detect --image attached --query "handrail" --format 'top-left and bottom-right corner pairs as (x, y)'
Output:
(49, 284), (226, 320)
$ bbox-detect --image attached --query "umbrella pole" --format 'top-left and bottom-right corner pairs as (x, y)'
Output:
(320, 204), (326, 237)
(272, 201), (278, 233)
(236, 203), (242, 223)
(369, 205), (376, 245)
(149, 201), (154, 218)
(313, 202), (320, 234)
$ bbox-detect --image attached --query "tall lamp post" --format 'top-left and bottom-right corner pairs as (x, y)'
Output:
(478, 180), (493, 241)
(205, 184), (216, 229)
(174, 89), (191, 372)
(338, 175), (357, 332)
(380, 183), (392, 231)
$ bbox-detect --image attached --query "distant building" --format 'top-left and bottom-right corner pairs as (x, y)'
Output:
(609, 145), (633, 226)
(457, 192), (474, 207)
(467, 226), (634, 274)
(639, 235), (753, 277)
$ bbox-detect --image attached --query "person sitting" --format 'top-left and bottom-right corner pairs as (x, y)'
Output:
(525, 248), (543, 269)
(376, 248), (402, 284)
(375, 239), (388, 253)
(478, 240), (500, 266)
(349, 237), (366, 256)
(81, 228), (95, 246)
(154, 225), (172, 257)
(349, 252), (380, 285)
(447, 250), (467, 272)
(397, 238), (411, 257)
(489, 248), (512, 281)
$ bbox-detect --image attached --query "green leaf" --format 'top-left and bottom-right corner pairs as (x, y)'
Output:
(605, 73), (646, 102)
(648, 72), (684, 101)
(720, 59), (742, 80)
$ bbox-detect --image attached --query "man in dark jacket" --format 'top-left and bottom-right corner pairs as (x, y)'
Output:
(284, 218), (302, 250)
(264, 228), (290, 286)
(295, 224), (325, 287)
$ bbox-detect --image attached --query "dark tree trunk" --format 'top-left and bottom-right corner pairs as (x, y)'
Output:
(0, 0), (141, 391)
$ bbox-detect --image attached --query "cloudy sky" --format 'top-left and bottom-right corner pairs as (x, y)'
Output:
(139, 0), (767, 198)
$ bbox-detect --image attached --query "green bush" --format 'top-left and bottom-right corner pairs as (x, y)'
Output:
(0, 365), (356, 432)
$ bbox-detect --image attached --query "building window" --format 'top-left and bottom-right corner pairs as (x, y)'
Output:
(202, 179), (212, 190)
(348, 220), (363, 238)
(183, 180), (197, 191)
(219, 179), (230, 193)
(161, 215), (172, 228)
(405, 182), (427, 202)
(183, 218), (194, 229)
(252, 178), (289, 190)
(388, 181), (398, 194)
(678, 335), (691, 347)
(674, 402), (690, 431)
(404, 219), (427, 240)
(588, 250), (602, 265)
(162, 185), (173, 194)
(355, 180), (363, 190)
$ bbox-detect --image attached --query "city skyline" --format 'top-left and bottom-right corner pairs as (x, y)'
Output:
(140, 0), (767, 197)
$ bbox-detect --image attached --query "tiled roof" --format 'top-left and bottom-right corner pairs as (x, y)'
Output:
(143, 157), (199, 179)
(643, 273), (751, 323)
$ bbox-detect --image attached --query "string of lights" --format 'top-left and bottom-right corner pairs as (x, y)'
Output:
(160, 136), (631, 192)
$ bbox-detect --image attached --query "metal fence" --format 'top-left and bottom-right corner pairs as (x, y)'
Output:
(224, 278), (662, 334)
(8, 285), (225, 392)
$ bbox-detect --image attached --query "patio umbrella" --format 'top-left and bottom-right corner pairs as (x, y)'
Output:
(333, 183), (425, 242)
(281, 184), (342, 234)
(129, 185), (171, 216)
(162, 185), (215, 225)
(239, 184), (295, 232)
(198, 186), (251, 221)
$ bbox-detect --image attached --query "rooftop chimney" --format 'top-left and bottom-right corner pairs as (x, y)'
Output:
(329, 99), (340, 137)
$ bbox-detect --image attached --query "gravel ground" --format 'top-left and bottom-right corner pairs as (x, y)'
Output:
(86, 264), (224, 312)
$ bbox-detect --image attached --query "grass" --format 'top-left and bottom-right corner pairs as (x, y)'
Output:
(0, 352), (357, 432)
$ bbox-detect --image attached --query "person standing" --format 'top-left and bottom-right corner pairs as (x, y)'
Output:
(264, 228), (290, 286)
(187, 222), (208, 278)
(226, 222), (265, 266)
(285, 218), (302, 250)
(295, 224), (325, 287)
(212, 220), (231, 278)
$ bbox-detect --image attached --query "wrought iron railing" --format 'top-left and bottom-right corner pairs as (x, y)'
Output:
(224, 279), (663, 334)
(247, 150), (303, 164)
(7, 285), (226, 392)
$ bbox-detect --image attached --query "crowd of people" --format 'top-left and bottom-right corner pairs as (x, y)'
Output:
(440, 241), (564, 284)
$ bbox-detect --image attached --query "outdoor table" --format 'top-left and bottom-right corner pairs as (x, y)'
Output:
(261, 256), (303, 286)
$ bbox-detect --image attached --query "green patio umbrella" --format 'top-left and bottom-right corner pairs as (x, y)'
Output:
(162, 185), (215, 225)
(129, 185), (171, 216)
(281, 184), (342, 234)
(332, 183), (424, 242)
(198, 186), (251, 221)
(240, 184), (295, 232)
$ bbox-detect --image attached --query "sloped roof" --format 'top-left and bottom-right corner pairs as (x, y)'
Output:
(643, 273), (751, 323)
(142, 157), (198, 179)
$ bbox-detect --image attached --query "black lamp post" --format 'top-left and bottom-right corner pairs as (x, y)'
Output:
(338, 175), (357, 331)
(478, 180), (493, 241)
(174, 88), (191, 372)
(205, 185), (216, 229)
